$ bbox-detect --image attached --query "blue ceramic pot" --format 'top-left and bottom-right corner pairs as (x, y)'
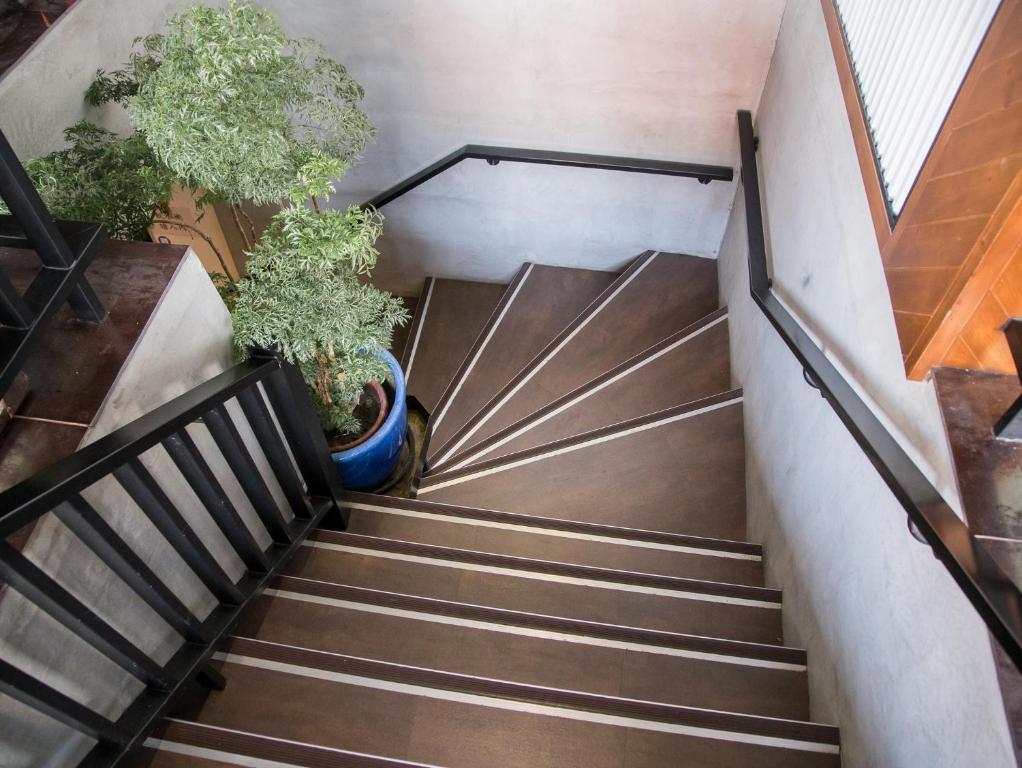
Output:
(330, 351), (407, 490)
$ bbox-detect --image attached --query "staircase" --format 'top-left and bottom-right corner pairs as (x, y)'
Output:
(135, 250), (841, 767)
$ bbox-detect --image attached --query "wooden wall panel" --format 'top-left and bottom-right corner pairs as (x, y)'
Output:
(824, 0), (1022, 380)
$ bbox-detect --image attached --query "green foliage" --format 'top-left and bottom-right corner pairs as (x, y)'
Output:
(86, 0), (403, 435)
(100, 0), (374, 205)
(3, 122), (174, 240)
(231, 201), (408, 435)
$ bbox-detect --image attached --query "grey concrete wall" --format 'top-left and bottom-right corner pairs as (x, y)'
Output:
(262, 0), (786, 294)
(0, 0), (186, 157)
(717, 1), (1015, 765)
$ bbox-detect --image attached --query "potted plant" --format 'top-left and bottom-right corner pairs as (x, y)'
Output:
(92, 0), (410, 489)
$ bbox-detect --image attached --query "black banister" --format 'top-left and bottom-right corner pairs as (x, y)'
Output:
(0, 352), (343, 767)
(362, 144), (734, 210)
(0, 128), (108, 398)
(736, 109), (1022, 670)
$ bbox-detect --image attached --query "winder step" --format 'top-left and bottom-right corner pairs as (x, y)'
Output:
(400, 277), (505, 413)
(428, 250), (719, 469)
(426, 263), (617, 464)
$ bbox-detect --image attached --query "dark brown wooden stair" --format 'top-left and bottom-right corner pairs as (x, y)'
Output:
(435, 306), (731, 472)
(399, 277), (505, 413)
(427, 251), (719, 469)
(140, 252), (840, 768)
(339, 491), (764, 586)
(419, 390), (747, 541)
(426, 263), (618, 464)
(152, 641), (838, 768)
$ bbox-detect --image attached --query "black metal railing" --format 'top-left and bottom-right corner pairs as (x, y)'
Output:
(0, 129), (108, 398)
(0, 352), (344, 767)
(994, 318), (1022, 440)
(360, 144), (733, 210)
(736, 109), (1022, 670)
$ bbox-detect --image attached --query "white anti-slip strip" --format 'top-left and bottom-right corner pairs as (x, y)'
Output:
(422, 395), (743, 494)
(342, 500), (759, 561)
(147, 721), (444, 768)
(212, 651), (837, 755)
(432, 251), (659, 466)
(402, 277), (435, 383)
(300, 538), (776, 609)
(447, 312), (730, 470)
(265, 587), (805, 671)
(430, 264), (535, 430)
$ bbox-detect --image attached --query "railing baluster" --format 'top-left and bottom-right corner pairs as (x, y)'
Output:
(0, 541), (172, 689)
(236, 386), (313, 518)
(113, 459), (244, 605)
(261, 362), (345, 523)
(203, 404), (293, 543)
(53, 495), (209, 643)
(0, 659), (130, 745)
(0, 130), (106, 322)
(162, 430), (272, 572)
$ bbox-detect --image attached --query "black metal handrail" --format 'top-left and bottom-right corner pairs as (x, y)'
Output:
(0, 352), (344, 767)
(361, 144), (733, 210)
(0, 128), (108, 397)
(736, 109), (1022, 670)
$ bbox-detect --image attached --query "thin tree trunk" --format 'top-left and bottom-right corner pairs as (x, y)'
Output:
(152, 219), (234, 282)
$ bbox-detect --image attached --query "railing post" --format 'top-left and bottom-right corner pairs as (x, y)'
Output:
(254, 350), (347, 527)
(0, 129), (106, 322)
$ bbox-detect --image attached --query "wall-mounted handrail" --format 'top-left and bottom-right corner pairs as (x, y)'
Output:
(0, 352), (344, 767)
(736, 109), (1022, 670)
(361, 144), (734, 210)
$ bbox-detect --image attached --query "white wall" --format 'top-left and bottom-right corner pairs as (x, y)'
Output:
(264, 0), (786, 294)
(718, 1), (1014, 765)
(0, 0), (186, 157)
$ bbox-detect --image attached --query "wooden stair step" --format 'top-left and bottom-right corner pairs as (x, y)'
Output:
(135, 719), (443, 767)
(437, 307), (731, 472)
(420, 390), (747, 541)
(400, 277), (505, 413)
(428, 251), (719, 469)
(340, 491), (764, 586)
(174, 640), (839, 768)
(282, 535), (782, 644)
(426, 263), (618, 464)
(235, 585), (811, 719)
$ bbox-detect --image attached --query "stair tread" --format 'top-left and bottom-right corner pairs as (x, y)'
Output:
(438, 307), (732, 472)
(427, 264), (618, 463)
(402, 277), (505, 414)
(236, 588), (810, 719)
(420, 391), (748, 541)
(282, 539), (783, 644)
(429, 251), (719, 468)
(340, 497), (765, 586)
(309, 529), (776, 601)
(179, 651), (839, 768)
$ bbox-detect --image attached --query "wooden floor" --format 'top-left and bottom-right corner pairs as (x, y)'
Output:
(138, 252), (841, 767)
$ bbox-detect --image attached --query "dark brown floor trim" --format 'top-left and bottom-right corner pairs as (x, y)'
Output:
(425, 250), (656, 468)
(270, 575), (806, 665)
(425, 263), (533, 438)
(306, 530), (777, 603)
(222, 636), (839, 747)
(422, 388), (743, 488)
(434, 306), (731, 472)
(339, 491), (762, 556)
(398, 277), (433, 373)
(151, 719), (434, 767)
